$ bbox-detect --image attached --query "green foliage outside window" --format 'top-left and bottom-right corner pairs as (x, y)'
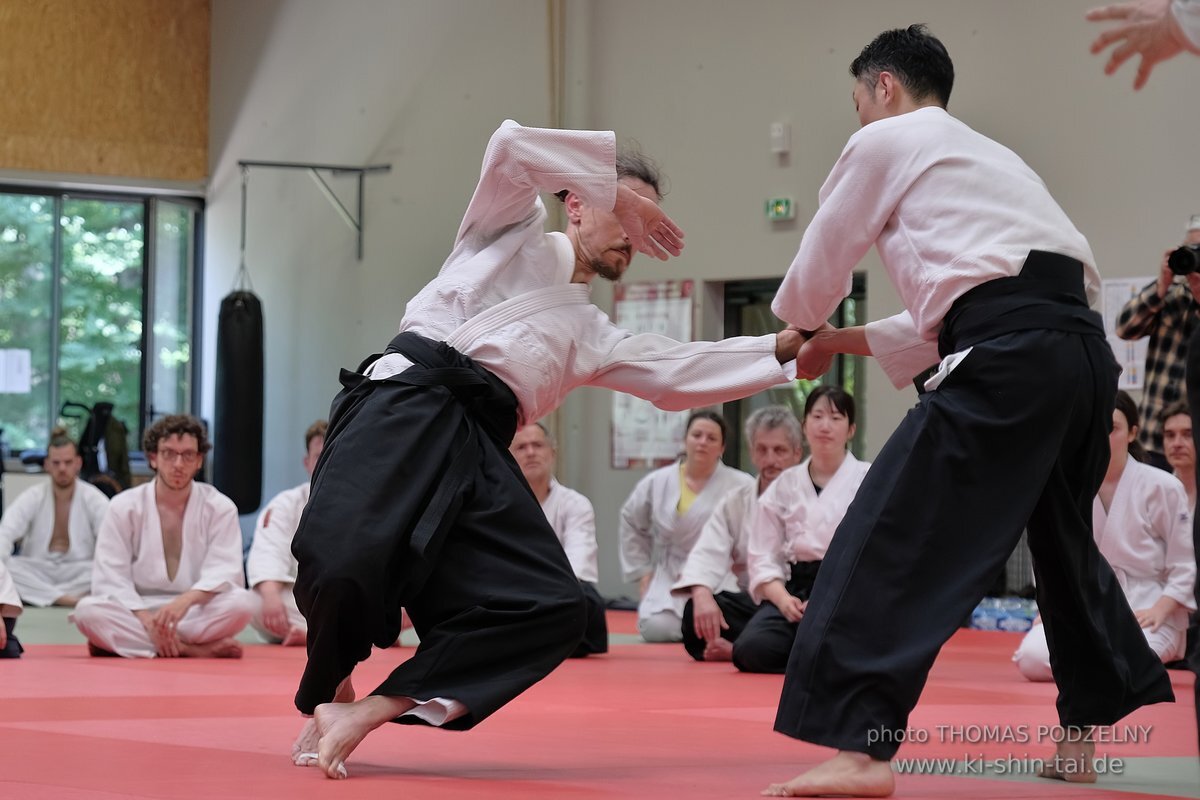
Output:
(0, 194), (144, 451)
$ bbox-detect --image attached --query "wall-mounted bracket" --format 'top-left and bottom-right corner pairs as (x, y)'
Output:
(237, 160), (392, 260)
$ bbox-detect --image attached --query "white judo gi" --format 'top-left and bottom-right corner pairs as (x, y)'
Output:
(246, 481), (309, 641)
(748, 455), (872, 603)
(0, 479), (109, 606)
(368, 121), (795, 427)
(540, 479), (598, 583)
(1014, 459), (1197, 679)
(71, 481), (253, 658)
(620, 462), (754, 641)
(294, 120), (796, 725)
(672, 480), (758, 598)
(0, 558), (21, 611)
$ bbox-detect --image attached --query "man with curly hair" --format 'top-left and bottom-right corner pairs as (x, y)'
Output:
(71, 414), (253, 658)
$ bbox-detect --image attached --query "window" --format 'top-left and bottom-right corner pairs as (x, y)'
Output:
(0, 189), (203, 453)
(722, 275), (867, 469)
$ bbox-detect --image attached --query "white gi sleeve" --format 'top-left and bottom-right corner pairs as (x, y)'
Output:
(618, 474), (657, 582)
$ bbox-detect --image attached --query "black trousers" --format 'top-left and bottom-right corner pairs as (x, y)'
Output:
(776, 264), (1172, 759)
(681, 590), (757, 661)
(571, 582), (609, 658)
(734, 561), (820, 674)
(1184, 325), (1200, 751)
(292, 334), (585, 728)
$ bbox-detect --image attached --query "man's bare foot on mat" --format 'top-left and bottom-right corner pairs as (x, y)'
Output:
(314, 695), (416, 779)
(763, 751), (895, 797)
(292, 675), (356, 765)
(178, 638), (242, 658)
(1038, 736), (1097, 783)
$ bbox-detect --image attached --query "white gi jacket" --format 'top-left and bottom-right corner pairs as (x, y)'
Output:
(748, 455), (871, 603)
(1093, 459), (1196, 632)
(90, 481), (246, 609)
(246, 482), (308, 587)
(672, 480), (759, 597)
(0, 559), (19, 609)
(620, 462), (754, 618)
(772, 106), (1100, 388)
(371, 120), (793, 423)
(0, 479), (109, 563)
(540, 479), (598, 583)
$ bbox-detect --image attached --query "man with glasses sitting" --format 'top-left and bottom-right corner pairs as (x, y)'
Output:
(71, 415), (253, 658)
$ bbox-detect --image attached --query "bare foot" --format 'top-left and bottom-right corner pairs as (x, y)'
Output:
(179, 638), (243, 658)
(1038, 737), (1097, 783)
(281, 626), (307, 647)
(702, 638), (734, 661)
(293, 676), (356, 766)
(763, 751), (895, 797)
(313, 695), (416, 779)
(87, 641), (119, 657)
(292, 719), (320, 766)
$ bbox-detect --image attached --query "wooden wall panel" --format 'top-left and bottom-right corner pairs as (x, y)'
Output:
(0, 0), (209, 182)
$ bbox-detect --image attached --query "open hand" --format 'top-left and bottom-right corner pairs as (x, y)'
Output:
(1087, 0), (1187, 89)
(614, 184), (684, 260)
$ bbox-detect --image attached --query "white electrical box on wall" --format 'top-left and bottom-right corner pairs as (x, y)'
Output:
(769, 122), (791, 155)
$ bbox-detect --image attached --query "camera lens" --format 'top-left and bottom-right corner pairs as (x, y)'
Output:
(1168, 245), (1200, 276)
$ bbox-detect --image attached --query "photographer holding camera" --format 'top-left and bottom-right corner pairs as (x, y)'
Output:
(1116, 215), (1200, 469)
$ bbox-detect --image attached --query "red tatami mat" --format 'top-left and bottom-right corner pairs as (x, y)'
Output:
(1, 614), (1195, 799)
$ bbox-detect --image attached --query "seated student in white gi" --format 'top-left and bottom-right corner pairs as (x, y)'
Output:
(247, 420), (326, 646)
(672, 405), (804, 661)
(738, 387), (871, 673)
(510, 421), (607, 657)
(620, 410), (755, 642)
(1014, 390), (1196, 680)
(0, 427), (109, 608)
(71, 414), (254, 659)
(0, 559), (23, 658)
(1161, 401), (1196, 515)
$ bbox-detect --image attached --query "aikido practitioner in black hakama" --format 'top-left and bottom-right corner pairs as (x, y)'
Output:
(762, 26), (1175, 798)
(1184, 326), (1200, 752)
(287, 120), (803, 780)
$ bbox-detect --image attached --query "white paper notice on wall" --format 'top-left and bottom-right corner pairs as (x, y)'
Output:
(611, 280), (693, 469)
(1101, 278), (1151, 391)
(0, 349), (32, 394)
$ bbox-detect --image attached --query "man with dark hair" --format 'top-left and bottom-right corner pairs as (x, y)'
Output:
(0, 428), (108, 607)
(764, 25), (1172, 797)
(1160, 400), (1196, 511)
(71, 414), (253, 658)
(289, 120), (803, 780)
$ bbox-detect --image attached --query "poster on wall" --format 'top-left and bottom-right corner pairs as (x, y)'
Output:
(611, 280), (694, 469)
(0, 349), (32, 394)
(1101, 277), (1151, 391)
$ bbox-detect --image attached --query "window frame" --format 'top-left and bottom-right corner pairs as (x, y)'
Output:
(0, 183), (205, 454)
(722, 274), (867, 469)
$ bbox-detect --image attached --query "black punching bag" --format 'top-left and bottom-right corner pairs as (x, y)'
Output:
(213, 290), (264, 513)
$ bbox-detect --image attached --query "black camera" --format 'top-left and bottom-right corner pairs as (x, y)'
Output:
(1168, 244), (1200, 276)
